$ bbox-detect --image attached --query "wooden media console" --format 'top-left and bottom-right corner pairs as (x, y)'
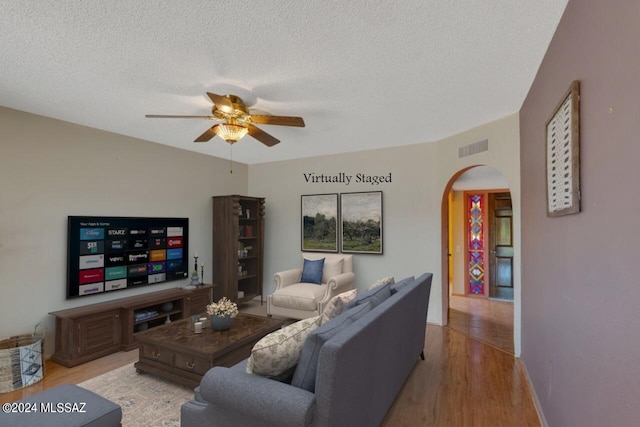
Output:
(49, 285), (213, 367)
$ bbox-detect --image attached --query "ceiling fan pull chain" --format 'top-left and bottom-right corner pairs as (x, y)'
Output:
(229, 144), (233, 174)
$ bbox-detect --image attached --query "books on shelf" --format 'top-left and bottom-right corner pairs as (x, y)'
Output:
(238, 225), (254, 238)
(134, 310), (159, 322)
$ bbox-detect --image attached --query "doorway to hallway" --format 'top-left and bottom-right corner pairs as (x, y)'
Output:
(443, 166), (515, 354)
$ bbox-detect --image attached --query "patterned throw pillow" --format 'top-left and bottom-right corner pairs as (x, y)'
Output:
(367, 276), (395, 291)
(320, 289), (357, 325)
(246, 315), (322, 379)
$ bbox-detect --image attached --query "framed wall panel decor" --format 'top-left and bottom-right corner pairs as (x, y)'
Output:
(340, 191), (383, 254)
(301, 193), (339, 252)
(546, 80), (580, 217)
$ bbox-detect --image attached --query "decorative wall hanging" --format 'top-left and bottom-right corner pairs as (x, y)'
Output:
(301, 194), (339, 252)
(546, 80), (580, 217)
(340, 191), (383, 254)
(467, 194), (485, 295)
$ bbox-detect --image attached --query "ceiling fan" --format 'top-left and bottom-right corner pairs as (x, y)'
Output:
(145, 92), (305, 146)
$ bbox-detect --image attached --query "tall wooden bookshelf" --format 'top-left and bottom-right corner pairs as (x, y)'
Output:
(212, 195), (265, 303)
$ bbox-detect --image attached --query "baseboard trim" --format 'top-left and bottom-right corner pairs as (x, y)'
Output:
(518, 358), (548, 427)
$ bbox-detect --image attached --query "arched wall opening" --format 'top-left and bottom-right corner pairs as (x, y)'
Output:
(441, 164), (519, 354)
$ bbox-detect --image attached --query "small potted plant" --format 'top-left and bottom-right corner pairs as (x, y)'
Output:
(206, 297), (239, 331)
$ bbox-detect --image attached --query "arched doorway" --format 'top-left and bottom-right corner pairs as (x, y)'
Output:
(441, 165), (515, 354)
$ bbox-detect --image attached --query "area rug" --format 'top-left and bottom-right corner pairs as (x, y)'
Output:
(78, 362), (193, 426)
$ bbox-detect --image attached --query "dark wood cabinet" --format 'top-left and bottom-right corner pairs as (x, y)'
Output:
(184, 288), (211, 315)
(50, 285), (212, 367)
(76, 309), (121, 358)
(212, 195), (265, 303)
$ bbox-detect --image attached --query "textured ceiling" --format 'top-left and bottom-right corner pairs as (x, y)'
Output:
(0, 1), (567, 165)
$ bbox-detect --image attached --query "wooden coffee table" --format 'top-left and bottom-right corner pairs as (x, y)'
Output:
(134, 313), (285, 388)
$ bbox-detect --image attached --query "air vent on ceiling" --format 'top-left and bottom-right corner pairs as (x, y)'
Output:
(458, 139), (488, 158)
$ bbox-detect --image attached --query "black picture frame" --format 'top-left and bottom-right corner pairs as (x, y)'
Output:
(301, 194), (339, 252)
(340, 191), (383, 254)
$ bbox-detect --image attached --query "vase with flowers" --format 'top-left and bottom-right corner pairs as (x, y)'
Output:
(206, 297), (239, 331)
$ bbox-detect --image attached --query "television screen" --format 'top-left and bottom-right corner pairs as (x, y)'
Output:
(67, 216), (189, 298)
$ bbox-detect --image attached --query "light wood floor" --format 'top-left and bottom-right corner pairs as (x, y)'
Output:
(383, 325), (539, 426)
(0, 347), (139, 404)
(2, 302), (539, 426)
(447, 295), (514, 354)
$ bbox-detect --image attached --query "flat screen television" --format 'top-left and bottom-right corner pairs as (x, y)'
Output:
(67, 216), (189, 299)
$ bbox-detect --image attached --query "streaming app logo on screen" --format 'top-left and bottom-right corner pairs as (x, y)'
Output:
(80, 228), (104, 240)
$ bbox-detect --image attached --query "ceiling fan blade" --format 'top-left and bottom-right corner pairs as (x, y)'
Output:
(250, 115), (305, 127)
(146, 114), (215, 119)
(194, 125), (219, 142)
(247, 124), (280, 147)
(206, 92), (235, 114)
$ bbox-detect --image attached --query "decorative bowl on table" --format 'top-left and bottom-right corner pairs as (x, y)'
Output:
(210, 315), (234, 331)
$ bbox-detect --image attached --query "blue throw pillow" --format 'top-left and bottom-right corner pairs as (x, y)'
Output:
(300, 258), (325, 284)
(291, 301), (373, 392)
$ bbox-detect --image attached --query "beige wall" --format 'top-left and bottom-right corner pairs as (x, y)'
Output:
(250, 142), (441, 318)
(0, 106), (522, 356)
(0, 107), (247, 356)
(520, 0), (640, 424)
(250, 113), (521, 351)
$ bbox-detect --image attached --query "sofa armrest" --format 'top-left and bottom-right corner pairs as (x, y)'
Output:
(319, 272), (356, 307)
(274, 268), (302, 290)
(199, 366), (316, 427)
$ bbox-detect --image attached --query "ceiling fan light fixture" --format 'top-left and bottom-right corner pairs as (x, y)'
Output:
(146, 92), (303, 146)
(216, 123), (249, 143)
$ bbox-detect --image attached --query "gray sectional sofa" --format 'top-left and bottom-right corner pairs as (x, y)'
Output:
(180, 272), (433, 427)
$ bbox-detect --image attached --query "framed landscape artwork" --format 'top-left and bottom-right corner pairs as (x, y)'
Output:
(340, 191), (383, 254)
(301, 193), (339, 252)
(546, 80), (580, 217)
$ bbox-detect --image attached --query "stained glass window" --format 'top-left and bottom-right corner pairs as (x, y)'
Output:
(468, 194), (485, 294)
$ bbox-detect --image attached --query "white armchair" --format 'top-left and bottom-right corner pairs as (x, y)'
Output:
(267, 253), (355, 320)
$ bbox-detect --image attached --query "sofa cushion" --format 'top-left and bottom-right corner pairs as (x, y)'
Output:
(271, 283), (328, 311)
(346, 282), (392, 310)
(322, 257), (343, 283)
(300, 258), (325, 284)
(291, 302), (373, 392)
(367, 276), (395, 291)
(390, 276), (415, 294)
(320, 289), (357, 325)
(246, 315), (322, 380)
